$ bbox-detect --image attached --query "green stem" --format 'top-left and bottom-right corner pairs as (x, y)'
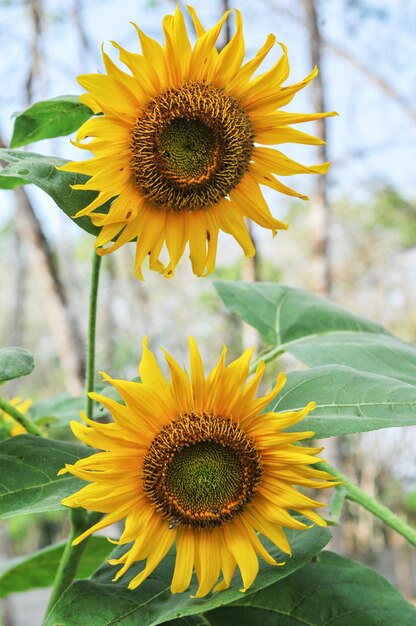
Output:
(85, 251), (102, 419)
(44, 509), (88, 617)
(320, 462), (416, 547)
(0, 396), (43, 436)
(44, 252), (103, 623)
(249, 346), (284, 374)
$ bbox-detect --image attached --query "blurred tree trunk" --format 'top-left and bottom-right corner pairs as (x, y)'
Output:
(8, 218), (26, 349)
(302, 0), (332, 298)
(303, 0), (344, 555)
(5, 0), (86, 393)
(1, 137), (85, 394)
(14, 187), (86, 394)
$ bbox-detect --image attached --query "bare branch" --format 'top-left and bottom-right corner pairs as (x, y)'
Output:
(72, 0), (101, 67)
(269, 0), (416, 125)
(326, 39), (416, 125)
(25, 0), (43, 105)
(302, 0), (332, 296)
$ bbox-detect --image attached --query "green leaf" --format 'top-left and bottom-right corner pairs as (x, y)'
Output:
(45, 525), (330, 626)
(287, 331), (416, 385)
(0, 347), (34, 382)
(213, 281), (385, 347)
(0, 536), (112, 598)
(271, 365), (416, 438)
(203, 551), (416, 626)
(29, 393), (84, 426)
(0, 149), (109, 236)
(0, 435), (91, 519)
(10, 96), (92, 149)
(213, 281), (416, 384)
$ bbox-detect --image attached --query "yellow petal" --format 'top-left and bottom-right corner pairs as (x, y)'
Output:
(213, 198), (255, 257)
(253, 146), (330, 177)
(187, 6), (206, 37)
(244, 508), (292, 555)
(242, 43), (290, 107)
(213, 530), (237, 592)
(139, 337), (169, 395)
(230, 174), (288, 231)
(192, 530), (221, 598)
(189, 336), (207, 413)
(223, 520), (259, 592)
(209, 348), (254, 416)
(171, 528), (195, 593)
(163, 349), (193, 413)
(249, 161), (309, 200)
(256, 125), (325, 146)
(248, 66), (319, 115)
(213, 10), (245, 85)
(131, 22), (167, 89)
(227, 33), (276, 96)
(253, 110), (338, 132)
(188, 211), (209, 277)
(188, 11), (230, 82)
(133, 207), (167, 280)
(128, 522), (176, 589)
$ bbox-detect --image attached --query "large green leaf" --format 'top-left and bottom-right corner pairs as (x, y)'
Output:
(0, 435), (91, 519)
(213, 281), (386, 346)
(203, 551), (416, 626)
(29, 393), (84, 426)
(0, 149), (107, 236)
(10, 96), (92, 149)
(0, 536), (112, 598)
(0, 347), (34, 382)
(45, 525), (330, 626)
(271, 365), (416, 438)
(213, 281), (416, 384)
(286, 331), (416, 385)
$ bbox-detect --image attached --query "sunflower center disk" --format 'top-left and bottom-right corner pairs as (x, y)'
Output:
(130, 82), (255, 212)
(159, 118), (218, 184)
(143, 412), (262, 528)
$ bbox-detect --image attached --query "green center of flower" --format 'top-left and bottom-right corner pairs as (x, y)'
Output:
(159, 118), (219, 184)
(165, 441), (244, 516)
(130, 82), (255, 212)
(142, 412), (262, 529)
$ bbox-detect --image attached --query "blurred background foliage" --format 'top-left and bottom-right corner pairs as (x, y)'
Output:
(0, 0), (415, 622)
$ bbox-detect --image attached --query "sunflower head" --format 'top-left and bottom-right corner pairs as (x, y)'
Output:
(61, 6), (336, 279)
(61, 339), (338, 597)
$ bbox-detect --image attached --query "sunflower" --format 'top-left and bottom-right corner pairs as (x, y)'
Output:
(60, 339), (337, 596)
(0, 397), (31, 437)
(61, 6), (336, 279)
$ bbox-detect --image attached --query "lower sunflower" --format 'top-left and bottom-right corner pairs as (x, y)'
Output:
(61, 339), (337, 596)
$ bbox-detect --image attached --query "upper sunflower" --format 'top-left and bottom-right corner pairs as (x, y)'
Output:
(61, 7), (336, 279)
(60, 338), (338, 597)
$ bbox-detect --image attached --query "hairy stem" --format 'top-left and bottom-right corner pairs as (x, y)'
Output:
(321, 462), (416, 547)
(0, 396), (43, 436)
(44, 509), (88, 617)
(86, 252), (102, 419)
(44, 252), (102, 622)
(249, 346), (284, 374)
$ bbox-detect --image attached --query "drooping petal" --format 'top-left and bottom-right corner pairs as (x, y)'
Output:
(171, 528), (195, 593)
